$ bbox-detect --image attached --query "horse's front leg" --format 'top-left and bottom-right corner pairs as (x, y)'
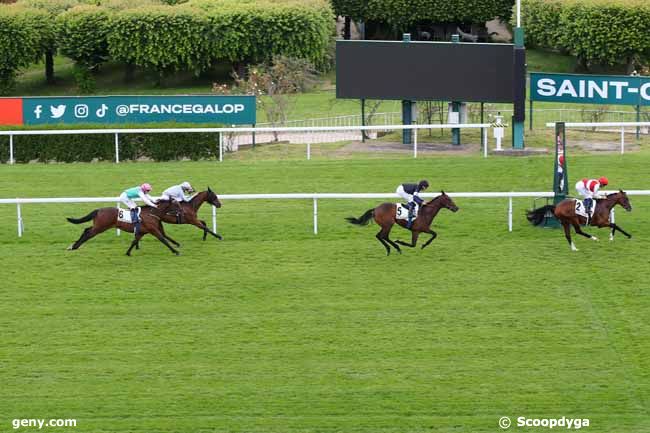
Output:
(609, 223), (632, 240)
(421, 229), (438, 249)
(395, 230), (420, 248)
(159, 223), (181, 247)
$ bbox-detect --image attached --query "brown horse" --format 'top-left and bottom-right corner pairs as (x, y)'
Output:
(154, 187), (223, 247)
(527, 190), (632, 251)
(66, 201), (180, 256)
(346, 191), (459, 255)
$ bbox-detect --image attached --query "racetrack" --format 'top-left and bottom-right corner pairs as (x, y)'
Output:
(1, 154), (650, 433)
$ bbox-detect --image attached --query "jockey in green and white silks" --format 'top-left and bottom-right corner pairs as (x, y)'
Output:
(119, 183), (157, 234)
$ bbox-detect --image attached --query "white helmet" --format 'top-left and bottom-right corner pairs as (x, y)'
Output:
(181, 181), (193, 192)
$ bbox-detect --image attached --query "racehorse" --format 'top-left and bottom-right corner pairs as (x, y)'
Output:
(346, 191), (459, 255)
(66, 201), (180, 256)
(154, 187), (223, 247)
(526, 190), (632, 251)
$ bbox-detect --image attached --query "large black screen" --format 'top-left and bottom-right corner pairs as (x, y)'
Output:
(336, 40), (518, 103)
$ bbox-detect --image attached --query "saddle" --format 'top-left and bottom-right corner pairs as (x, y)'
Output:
(117, 207), (141, 224)
(396, 203), (418, 220)
(574, 199), (596, 223)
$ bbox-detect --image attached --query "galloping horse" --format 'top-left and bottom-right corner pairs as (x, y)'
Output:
(155, 187), (223, 247)
(346, 192), (459, 255)
(527, 190), (632, 251)
(66, 201), (180, 256)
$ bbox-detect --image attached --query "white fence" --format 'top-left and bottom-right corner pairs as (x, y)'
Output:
(0, 123), (492, 164)
(3, 190), (649, 238)
(546, 121), (650, 154)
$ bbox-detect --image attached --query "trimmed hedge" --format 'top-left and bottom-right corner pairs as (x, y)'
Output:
(0, 129), (220, 163)
(332, 0), (514, 28)
(0, 6), (50, 94)
(108, 6), (212, 76)
(522, 0), (650, 67)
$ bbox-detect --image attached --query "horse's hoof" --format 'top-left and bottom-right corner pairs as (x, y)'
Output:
(174, 251), (180, 256)
(627, 235), (632, 239)
(591, 236), (599, 241)
(66, 244), (74, 251)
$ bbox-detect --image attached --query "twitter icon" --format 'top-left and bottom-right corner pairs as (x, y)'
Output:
(50, 105), (66, 119)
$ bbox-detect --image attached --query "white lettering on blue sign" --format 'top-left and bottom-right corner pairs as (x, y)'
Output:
(532, 74), (650, 105)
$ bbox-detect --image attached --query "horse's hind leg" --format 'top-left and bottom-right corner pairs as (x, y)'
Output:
(126, 233), (144, 256)
(573, 224), (598, 241)
(382, 227), (401, 254)
(159, 224), (181, 247)
(68, 225), (108, 250)
(149, 226), (180, 256)
(376, 230), (391, 256)
(563, 222), (578, 251)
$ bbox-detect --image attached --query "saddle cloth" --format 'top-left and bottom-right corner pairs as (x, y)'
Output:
(574, 200), (595, 220)
(395, 203), (419, 220)
(117, 207), (141, 224)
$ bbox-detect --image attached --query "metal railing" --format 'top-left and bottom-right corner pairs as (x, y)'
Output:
(3, 190), (648, 238)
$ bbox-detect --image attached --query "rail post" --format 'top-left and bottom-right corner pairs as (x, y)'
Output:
(313, 198), (318, 234)
(9, 134), (14, 165)
(413, 127), (418, 158)
(114, 133), (120, 163)
(212, 204), (217, 233)
(508, 196), (513, 232)
(116, 203), (121, 236)
(620, 127), (625, 154)
(219, 133), (223, 162)
(17, 202), (23, 237)
(482, 127), (488, 158)
(307, 142), (311, 160)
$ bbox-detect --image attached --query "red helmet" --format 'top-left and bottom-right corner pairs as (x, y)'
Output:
(599, 177), (609, 186)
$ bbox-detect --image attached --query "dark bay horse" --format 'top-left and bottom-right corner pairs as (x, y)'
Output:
(346, 192), (459, 255)
(66, 201), (180, 256)
(527, 190), (632, 251)
(155, 187), (223, 247)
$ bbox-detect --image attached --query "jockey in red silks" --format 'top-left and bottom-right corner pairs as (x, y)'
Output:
(575, 176), (609, 214)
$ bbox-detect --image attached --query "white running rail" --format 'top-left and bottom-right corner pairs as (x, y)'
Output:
(546, 121), (650, 155)
(3, 190), (647, 237)
(0, 123), (493, 164)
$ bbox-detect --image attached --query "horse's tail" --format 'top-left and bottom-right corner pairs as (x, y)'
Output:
(526, 205), (555, 226)
(67, 209), (98, 224)
(346, 209), (374, 226)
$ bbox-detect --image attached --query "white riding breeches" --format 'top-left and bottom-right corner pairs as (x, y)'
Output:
(575, 181), (594, 199)
(396, 185), (414, 203)
(119, 192), (137, 209)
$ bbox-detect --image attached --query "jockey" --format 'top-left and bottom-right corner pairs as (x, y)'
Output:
(119, 183), (157, 234)
(161, 181), (194, 203)
(160, 182), (194, 223)
(396, 180), (429, 228)
(575, 177), (609, 215)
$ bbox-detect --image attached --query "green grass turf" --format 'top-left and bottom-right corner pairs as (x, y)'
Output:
(1, 154), (650, 433)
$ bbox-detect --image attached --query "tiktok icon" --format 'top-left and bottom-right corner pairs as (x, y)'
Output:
(96, 104), (108, 118)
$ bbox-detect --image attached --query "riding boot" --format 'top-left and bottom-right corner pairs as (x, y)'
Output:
(584, 198), (593, 223)
(406, 202), (415, 229)
(130, 208), (140, 237)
